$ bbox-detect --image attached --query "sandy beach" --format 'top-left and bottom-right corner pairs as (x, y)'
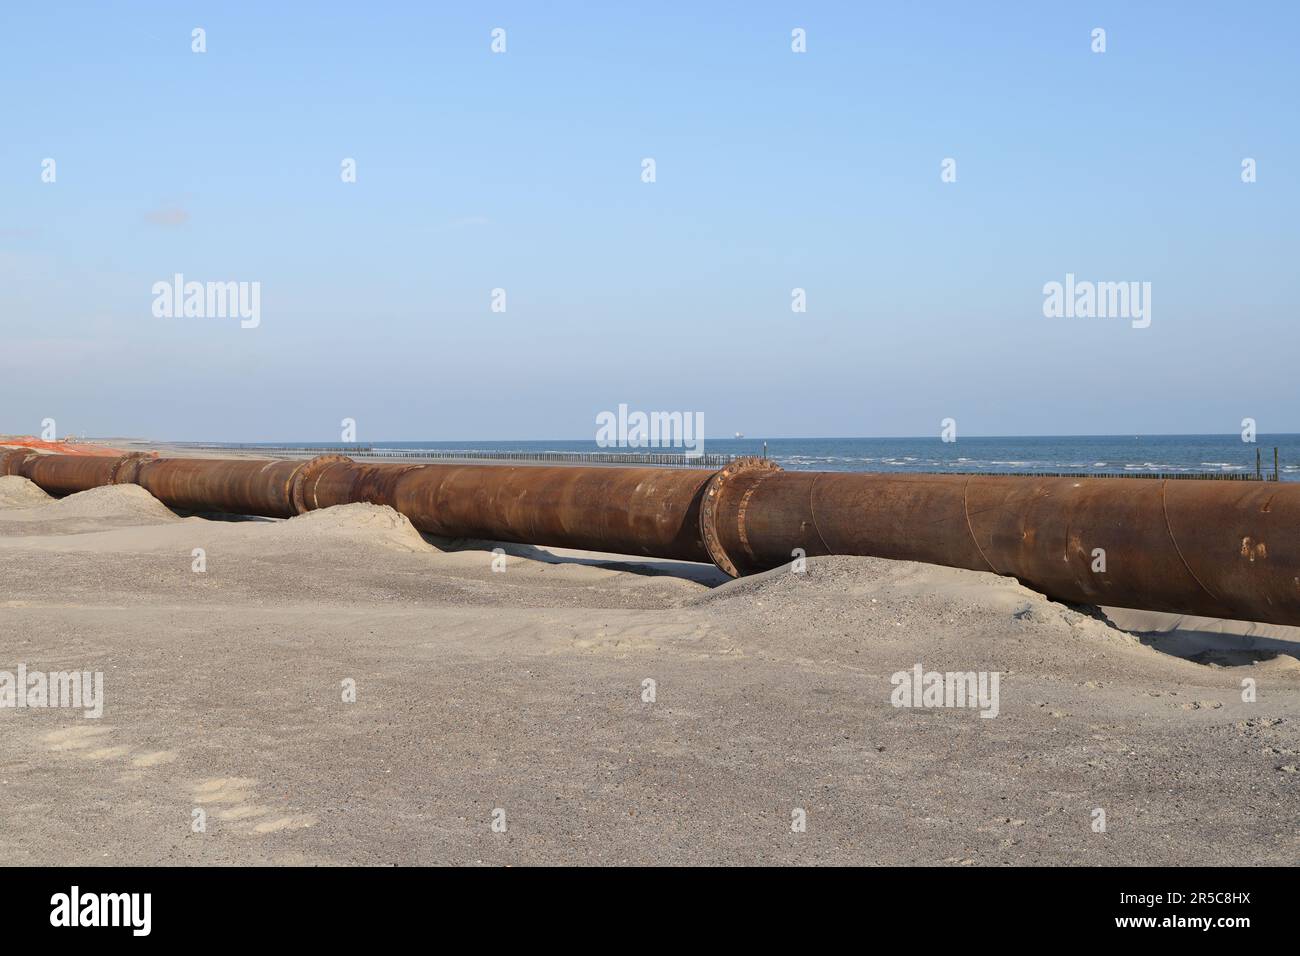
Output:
(1, 471), (1297, 866)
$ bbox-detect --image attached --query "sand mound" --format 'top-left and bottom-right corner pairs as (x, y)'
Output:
(691, 555), (1300, 680)
(693, 553), (1136, 650)
(0, 483), (180, 524)
(261, 503), (433, 553)
(698, 553), (1083, 618)
(0, 476), (53, 509)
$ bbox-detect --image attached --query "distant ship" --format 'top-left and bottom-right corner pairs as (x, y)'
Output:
(734, 432), (744, 439)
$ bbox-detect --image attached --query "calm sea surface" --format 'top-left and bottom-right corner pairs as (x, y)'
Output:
(224, 435), (1300, 481)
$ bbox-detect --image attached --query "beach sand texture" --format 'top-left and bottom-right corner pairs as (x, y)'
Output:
(1, 474), (1296, 865)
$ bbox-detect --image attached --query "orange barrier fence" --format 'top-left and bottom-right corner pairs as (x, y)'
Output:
(0, 436), (139, 457)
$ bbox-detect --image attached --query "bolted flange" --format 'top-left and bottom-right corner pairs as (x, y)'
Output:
(699, 455), (783, 577)
(290, 455), (354, 514)
(108, 452), (156, 485)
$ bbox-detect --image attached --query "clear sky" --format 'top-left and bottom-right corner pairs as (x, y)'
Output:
(2, 1), (1297, 442)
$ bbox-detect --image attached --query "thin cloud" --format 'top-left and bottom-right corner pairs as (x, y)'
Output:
(144, 203), (191, 227)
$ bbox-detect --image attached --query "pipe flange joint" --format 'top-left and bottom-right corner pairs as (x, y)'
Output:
(0, 448), (40, 476)
(109, 452), (155, 485)
(290, 454), (353, 515)
(699, 456), (782, 577)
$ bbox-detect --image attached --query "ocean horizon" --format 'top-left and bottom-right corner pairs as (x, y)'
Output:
(175, 433), (1300, 481)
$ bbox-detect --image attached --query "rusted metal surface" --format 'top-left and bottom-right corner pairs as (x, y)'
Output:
(289, 455), (354, 515)
(9, 452), (1300, 626)
(699, 456), (784, 576)
(15, 453), (120, 498)
(1, 448), (41, 477)
(303, 458), (715, 561)
(134, 458), (304, 518)
(708, 470), (1300, 624)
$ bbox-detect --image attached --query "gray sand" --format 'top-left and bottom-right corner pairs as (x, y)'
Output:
(1, 478), (1296, 865)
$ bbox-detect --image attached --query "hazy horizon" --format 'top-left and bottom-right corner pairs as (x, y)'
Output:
(46, 430), (1300, 444)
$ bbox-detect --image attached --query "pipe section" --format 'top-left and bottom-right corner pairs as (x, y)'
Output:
(5, 450), (1299, 626)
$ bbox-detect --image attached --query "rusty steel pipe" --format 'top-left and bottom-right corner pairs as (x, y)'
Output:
(299, 458), (715, 561)
(5, 450), (1300, 626)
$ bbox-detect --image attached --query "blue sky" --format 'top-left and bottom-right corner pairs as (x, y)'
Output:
(2, 1), (1297, 441)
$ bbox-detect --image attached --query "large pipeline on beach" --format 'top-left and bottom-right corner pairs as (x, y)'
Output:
(5, 449), (1300, 626)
